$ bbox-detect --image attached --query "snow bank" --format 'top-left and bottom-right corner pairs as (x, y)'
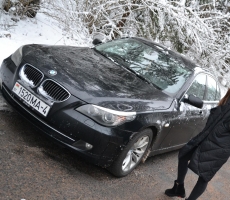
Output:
(0, 12), (88, 66)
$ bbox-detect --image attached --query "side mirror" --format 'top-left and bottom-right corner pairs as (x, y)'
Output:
(92, 38), (102, 45)
(183, 94), (203, 109)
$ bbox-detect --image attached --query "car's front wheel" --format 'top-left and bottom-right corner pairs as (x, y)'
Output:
(108, 128), (153, 177)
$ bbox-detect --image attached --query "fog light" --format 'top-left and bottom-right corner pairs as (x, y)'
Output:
(72, 140), (93, 150)
(85, 143), (93, 150)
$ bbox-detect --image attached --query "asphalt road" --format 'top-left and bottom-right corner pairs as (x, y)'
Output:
(0, 91), (230, 200)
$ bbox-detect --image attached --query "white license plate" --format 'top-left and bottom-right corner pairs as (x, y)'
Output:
(12, 82), (50, 117)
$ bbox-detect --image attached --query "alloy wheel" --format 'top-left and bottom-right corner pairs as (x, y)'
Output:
(122, 135), (150, 172)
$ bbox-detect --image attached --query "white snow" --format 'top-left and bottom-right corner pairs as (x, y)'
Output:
(37, 85), (50, 99)
(0, 12), (88, 65)
(19, 66), (34, 86)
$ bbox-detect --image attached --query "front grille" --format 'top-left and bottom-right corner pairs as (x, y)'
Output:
(20, 64), (43, 87)
(40, 80), (70, 102)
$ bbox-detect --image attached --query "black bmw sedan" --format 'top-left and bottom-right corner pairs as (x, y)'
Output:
(0, 37), (221, 177)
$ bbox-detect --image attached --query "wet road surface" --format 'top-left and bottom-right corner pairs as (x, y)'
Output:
(0, 91), (230, 200)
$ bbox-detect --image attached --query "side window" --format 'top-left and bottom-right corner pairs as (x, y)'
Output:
(205, 76), (217, 101)
(186, 74), (206, 100)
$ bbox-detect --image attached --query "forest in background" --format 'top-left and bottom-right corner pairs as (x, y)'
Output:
(1, 0), (230, 87)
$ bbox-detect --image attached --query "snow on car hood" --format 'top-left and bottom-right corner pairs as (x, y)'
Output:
(21, 44), (173, 112)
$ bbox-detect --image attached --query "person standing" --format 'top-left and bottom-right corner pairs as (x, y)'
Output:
(165, 89), (230, 200)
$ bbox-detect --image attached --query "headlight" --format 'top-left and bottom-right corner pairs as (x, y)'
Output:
(11, 46), (23, 66)
(76, 105), (136, 126)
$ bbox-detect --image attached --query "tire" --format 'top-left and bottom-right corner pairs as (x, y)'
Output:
(108, 128), (153, 177)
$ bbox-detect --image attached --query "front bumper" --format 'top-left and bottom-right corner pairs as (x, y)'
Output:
(0, 58), (134, 167)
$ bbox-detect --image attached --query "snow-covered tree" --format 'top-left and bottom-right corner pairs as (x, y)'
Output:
(42, 0), (230, 86)
(2, 0), (41, 18)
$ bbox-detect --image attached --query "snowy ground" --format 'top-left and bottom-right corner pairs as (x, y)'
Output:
(0, 12), (88, 64)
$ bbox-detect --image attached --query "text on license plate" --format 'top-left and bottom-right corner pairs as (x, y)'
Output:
(12, 82), (50, 117)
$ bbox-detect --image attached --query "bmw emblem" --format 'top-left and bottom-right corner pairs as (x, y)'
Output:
(48, 70), (57, 76)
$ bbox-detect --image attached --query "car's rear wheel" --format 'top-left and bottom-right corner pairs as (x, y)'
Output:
(108, 128), (153, 177)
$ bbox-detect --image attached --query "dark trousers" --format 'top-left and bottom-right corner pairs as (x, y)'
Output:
(177, 152), (208, 200)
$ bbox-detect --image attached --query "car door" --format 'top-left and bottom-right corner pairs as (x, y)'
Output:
(184, 73), (209, 136)
(159, 73), (207, 148)
(196, 75), (220, 136)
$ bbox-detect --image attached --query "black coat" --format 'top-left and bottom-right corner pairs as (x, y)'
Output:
(179, 101), (230, 182)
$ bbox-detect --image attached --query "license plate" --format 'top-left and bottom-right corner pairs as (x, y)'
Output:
(12, 82), (50, 117)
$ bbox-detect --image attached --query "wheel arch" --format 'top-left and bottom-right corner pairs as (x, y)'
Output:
(138, 126), (159, 163)
(148, 126), (158, 147)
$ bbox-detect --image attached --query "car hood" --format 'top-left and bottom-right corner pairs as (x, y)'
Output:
(22, 44), (173, 112)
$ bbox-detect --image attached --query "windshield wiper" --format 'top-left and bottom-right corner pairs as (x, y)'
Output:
(122, 66), (154, 85)
(94, 48), (158, 88)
